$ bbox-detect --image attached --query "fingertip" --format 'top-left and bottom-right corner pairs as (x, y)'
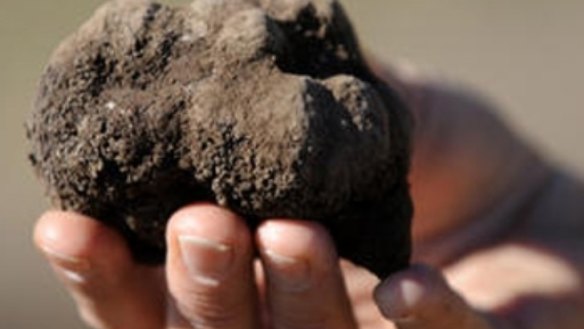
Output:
(256, 220), (335, 263)
(34, 211), (99, 260)
(167, 203), (249, 245)
(34, 211), (74, 248)
(376, 265), (496, 329)
(166, 204), (252, 275)
(34, 212), (167, 329)
(256, 220), (338, 293)
(166, 203), (253, 289)
(34, 210), (133, 276)
(374, 264), (444, 320)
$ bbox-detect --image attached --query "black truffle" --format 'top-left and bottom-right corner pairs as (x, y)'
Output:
(27, 0), (413, 278)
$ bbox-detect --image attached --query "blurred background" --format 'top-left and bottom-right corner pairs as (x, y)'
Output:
(1, 0), (582, 327)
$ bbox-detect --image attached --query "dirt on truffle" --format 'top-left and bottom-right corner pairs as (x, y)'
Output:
(27, 0), (413, 278)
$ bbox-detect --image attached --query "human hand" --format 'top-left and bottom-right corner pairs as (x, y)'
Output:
(34, 205), (360, 329)
(32, 205), (511, 329)
(33, 64), (584, 329)
(38, 204), (584, 329)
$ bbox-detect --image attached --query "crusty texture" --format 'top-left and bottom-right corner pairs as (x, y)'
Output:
(27, 0), (413, 278)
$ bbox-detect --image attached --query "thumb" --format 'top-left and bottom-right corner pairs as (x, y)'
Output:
(374, 264), (508, 329)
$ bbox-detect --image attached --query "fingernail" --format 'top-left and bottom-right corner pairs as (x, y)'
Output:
(399, 279), (425, 309)
(262, 248), (310, 292)
(376, 277), (425, 320)
(40, 245), (91, 284)
(179, 235), (233, 287)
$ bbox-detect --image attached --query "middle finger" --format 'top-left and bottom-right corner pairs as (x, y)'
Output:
(165, 204), (259, 329)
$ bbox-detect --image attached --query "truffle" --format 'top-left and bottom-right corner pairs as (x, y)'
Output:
(27, 0), (413, 278)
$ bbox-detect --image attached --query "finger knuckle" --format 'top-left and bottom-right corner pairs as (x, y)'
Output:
(174, 294), (242, 328)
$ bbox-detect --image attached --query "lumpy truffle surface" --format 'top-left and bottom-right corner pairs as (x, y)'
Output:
(28, 0), (413, 278)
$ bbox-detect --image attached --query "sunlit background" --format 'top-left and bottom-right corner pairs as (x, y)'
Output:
(1, 1), (583, 327)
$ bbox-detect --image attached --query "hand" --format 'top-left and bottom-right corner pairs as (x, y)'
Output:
(31, 206), (506, 329)
(34, 205), (360, 329)
(33, 65), (584, 329)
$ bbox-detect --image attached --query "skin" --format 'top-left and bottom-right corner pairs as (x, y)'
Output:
(33, 63), (584, 329)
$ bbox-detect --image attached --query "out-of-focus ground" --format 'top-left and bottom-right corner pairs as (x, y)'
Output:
(0, 1), (582, 328)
